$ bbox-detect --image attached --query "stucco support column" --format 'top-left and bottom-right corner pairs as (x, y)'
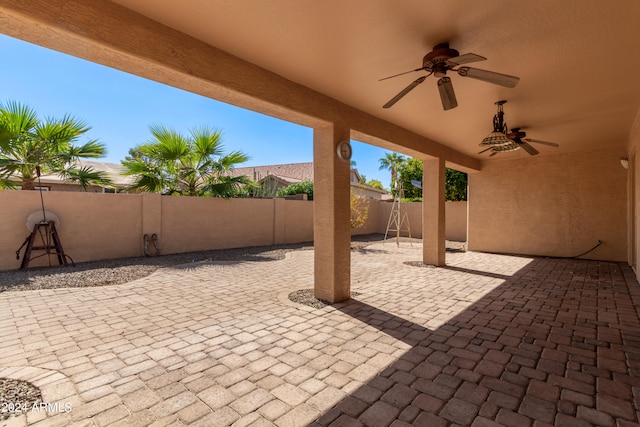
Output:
(313, 124), (351, 303)
(423, 157), (446, 266)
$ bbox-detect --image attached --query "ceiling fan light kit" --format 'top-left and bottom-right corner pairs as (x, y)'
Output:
(480, 100), (511, 147)
(480, 131), (512, 147)
(490, 142), (520, 152)
(478, 101), (560, 157)
(381, 43), (520, 110)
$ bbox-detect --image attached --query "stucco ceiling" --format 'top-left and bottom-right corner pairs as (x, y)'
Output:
(110, 0), (640, 160)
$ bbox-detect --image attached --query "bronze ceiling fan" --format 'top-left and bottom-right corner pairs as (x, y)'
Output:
(478, 100), (560, 156)
(381, 43), (520, 110)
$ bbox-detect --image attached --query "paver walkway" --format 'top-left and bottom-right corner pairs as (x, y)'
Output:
(1, 243), (640, 426)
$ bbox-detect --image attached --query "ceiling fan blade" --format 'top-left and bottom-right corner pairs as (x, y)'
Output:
(437, 76), (458, 110)
(379, 67), (425, 81)
(525, 138), (559, 147)
(519, 141), (540, 156)
(447, 53), (486, 66)
(478, 147), (493, 154)
(382, 75), (428, 109)
(457, 67), (520, 88)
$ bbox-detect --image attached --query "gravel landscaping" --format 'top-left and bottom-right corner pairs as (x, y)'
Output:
(0, 379), (42, 421)
(0, 234), (414, 293)
(287, 288), (362, 308)
(0, 242), (313, 293)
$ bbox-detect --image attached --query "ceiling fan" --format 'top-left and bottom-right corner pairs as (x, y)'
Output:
(381, 43), (520, 110)
(478, 100), (560, 156)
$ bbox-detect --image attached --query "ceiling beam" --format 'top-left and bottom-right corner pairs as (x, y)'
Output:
(0, 0), (480, 171)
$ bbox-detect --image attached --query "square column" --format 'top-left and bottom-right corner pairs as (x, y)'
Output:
(423, 157), (446, 266)
(313, 124), (351, 303)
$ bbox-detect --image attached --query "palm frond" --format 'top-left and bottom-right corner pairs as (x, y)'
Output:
(148, 124), (189, 161)
(0, 157), (25, 176)
(59, 166), (113, 191)
(0, 126), (12, 152)
(0, 100), (38, 135)
(219, 150), (250, 170)
(125, 174), (166, 193)
(121, 157), (170, 193)
(190, 125), (224, 159)
(121, 157), (151, 175)
(0, 177), (17, 190)
(34, 118), (87, 151)
(61, 140), (108, 161)
(203, 175), (253, 198)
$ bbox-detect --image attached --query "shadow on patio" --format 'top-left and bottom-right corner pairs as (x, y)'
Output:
(314, 255), (640, 426)
(0, 244), (639, 426)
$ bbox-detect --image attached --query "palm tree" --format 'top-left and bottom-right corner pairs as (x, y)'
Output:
(378, 152), (405, 192)
(122, 124), (252, 197)
(0, 100), (112, 190)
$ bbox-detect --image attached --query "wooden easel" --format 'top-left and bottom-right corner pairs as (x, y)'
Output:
(20, 221), (68, 270)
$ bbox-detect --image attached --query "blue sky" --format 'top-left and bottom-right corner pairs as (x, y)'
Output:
(0, 34), (395, 187)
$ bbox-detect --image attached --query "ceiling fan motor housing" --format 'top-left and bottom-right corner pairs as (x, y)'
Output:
(423, 43), (459, 77)
(508, 128), (527, 139)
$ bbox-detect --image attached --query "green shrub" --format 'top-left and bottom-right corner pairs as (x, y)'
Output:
(276, 180), (314, 200)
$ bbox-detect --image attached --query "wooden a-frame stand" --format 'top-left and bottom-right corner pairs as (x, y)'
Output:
(384, 185), (412, 247)
(20, 221), (68, 270)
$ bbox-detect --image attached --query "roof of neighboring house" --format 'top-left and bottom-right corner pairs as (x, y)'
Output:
(18, 160), (134, 187)
(80, 160), (133, 186)
(231, 162), (314, 183)
(231, 162), (388, 195)
(350, 181), (388, 195)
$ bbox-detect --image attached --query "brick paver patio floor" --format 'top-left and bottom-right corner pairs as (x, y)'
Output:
(2, 242), (640, 426)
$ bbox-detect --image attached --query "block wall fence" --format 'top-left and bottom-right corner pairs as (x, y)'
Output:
(0, 191), (467, 271)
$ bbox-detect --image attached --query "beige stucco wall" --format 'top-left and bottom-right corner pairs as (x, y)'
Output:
(377, 201), (422, 238)
(0, 192), (316, 271)
(1, 190), (469, 271)
(445, 201), (468, 242)
(375, 201), (468, 241)
(160, 197), (275, 254)
(468, 148), (627, 261)
(274, 198), (314, 245)
(1, 190), (142, 270)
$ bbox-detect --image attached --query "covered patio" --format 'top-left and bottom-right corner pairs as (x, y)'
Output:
(1, 243), (639, 425)
(1, 0), (640, 425)
(0, 0), (637, 302)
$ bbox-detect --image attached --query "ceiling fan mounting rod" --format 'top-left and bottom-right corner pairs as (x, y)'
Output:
(493, 100), (507, 133)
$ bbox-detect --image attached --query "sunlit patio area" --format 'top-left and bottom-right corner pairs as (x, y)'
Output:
(1, 243), (639, 426)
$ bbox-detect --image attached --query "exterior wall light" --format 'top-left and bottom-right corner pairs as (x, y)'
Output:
(620, 157), (629, 169)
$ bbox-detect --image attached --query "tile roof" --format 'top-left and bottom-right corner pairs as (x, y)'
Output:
(230, 162), (314, 182)
(31, 160), (134, 187)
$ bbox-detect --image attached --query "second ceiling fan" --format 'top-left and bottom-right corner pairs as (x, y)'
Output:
(381, 43), (520, 110)
(478, 100), (560, 156)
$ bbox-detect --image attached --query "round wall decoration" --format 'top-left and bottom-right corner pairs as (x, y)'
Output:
(336, 140), (352, 162)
